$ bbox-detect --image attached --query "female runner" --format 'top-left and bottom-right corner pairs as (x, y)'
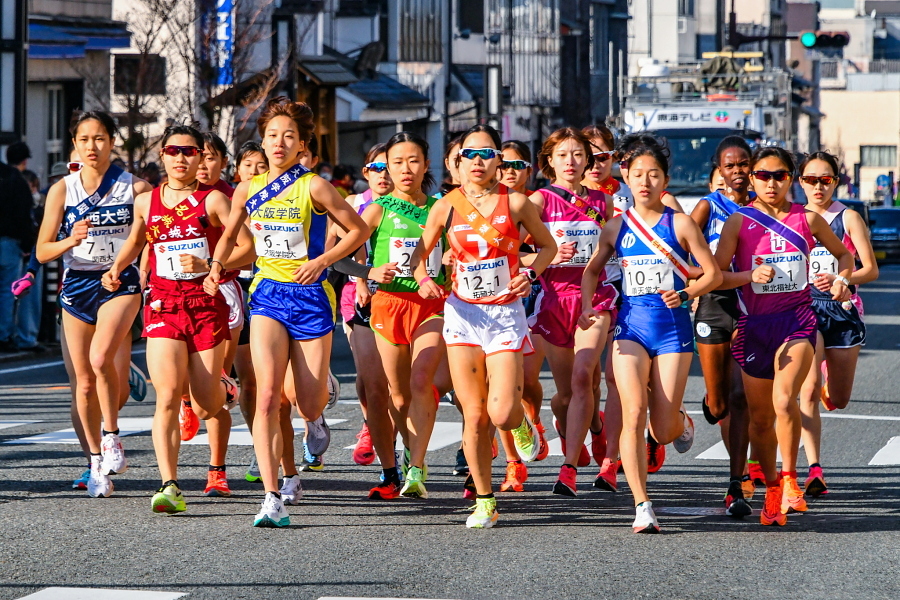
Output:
(797, 151), (878, 496)
(690, 136), (755, 517)
(412, 124), (554, 527)
(206, 97), (368, 527)
(580, 134), (722, 532)
(527, 128), (616, 497)
(715, 146), (853, 526)
(37, 111), (152, 497)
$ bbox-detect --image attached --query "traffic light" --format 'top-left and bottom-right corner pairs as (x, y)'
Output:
(800, 31), (850, 49)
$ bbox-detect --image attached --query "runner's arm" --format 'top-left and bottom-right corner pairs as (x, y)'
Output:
(411, 197), (450, 299)
(580, 219), (620, 314)
(101, 191), (150, 291)
(713, 213), (757, 290)
(808, 211), (853, 301)
(690, 198), (711, 230)
(841, 209), (878, 286)
(205, 181), (251, 295)
(35, 180), (84, 263)
(668, 213), (722, 305)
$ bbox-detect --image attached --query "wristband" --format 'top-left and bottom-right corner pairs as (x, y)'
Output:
(209, 259), (224, 269)
(834, 275), (849, 286)
(523, 267), (538, 282)
(418, 276), (433, 287)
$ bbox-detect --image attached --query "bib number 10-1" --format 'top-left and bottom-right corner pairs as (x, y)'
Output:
(620, 255), (672, 296)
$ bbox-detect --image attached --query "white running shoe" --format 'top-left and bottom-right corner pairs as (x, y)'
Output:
(87, 456), (114, 498)
(672, 411), (695, 454)
(100, 433), (127, 475)
(632, 501), (660, 533)
(279, 474), (304, 505)
(305, 414), (331, 456)
(222, 371), (240, 411)
(253, 492), (290, 528)
(326, 370), (340, 409)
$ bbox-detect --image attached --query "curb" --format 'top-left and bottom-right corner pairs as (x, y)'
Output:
(0, 345), (63, 364)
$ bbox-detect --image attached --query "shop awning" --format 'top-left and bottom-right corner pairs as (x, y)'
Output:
(29, 15), (131, 59)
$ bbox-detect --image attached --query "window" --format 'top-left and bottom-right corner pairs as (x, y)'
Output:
(114, 55), (167, 96)
(46, 85), (63, 168)
(861, 145), (898, 168)
(678, 0), (694, 17)
(458, 0), (484, 34)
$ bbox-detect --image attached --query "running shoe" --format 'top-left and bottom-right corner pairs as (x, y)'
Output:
(781, 475), (808, 514)
(632, 501), (660, 533)
(87, 456), (113, 498)
(368, 479), (403, 500)
(401, 466), (428, 499)
(805, 466), (828, 497)
(724, 480), (752, 519)
(647, 435), (665, 474)
(327, 369), (340, 409)
(500, 461), (527, 492)
(463, 474), (477, 500)
(100, 432), (127, 475)
(301, 442), (324, 472)
(304, 414), (331, 456)
(352, 422), (375, 466)
(672, 410), (695, 454)
(221, 371), (239, 411)
(535, 421), (549, 461)
(820, 382), (837, 412)
(760, 482), (787, 526)
(253, 492), (289, 528)
(554, 418), (590, 467)
(204, 470), (232, 497)
(741, 474), (755, 500)
(701, 393), (717, 425)
(379, 450), (404, 482)
(511, 416), (539, 462)
(72, 468), (90, 490)
(151, 481), (186, 514)
(591, 412), (607, 465)
(491, 436), (498, 460)
(748, 460), (765, 487)
(552, 464), (578, 497)
(279, 474), (303, 505)
(466, 496), (499, 529)
(128, 362), (148, 402)
(453, 448), (469, 476)
(180, 397), (200, 441)
(593, 458), (618, 492)
(246, 456), (261, 482)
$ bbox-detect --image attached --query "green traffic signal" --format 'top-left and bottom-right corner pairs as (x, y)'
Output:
(801, 31), (818, 48)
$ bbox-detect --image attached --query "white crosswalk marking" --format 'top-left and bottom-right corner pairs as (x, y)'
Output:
(3, 418), (155, 445)
(17, 588), (185, 599)
(184, 418), (347, 446)
(695, 440), (803, 461)
(868, 436), (900, 465)
(0, 420), (40, 431)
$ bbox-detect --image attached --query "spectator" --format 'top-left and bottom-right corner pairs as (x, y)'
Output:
(330, 164), (354, 198)
(141, 162), (162, 187)
(46, 161), (70, 190)
(0, 143), (37, 352)
(12, 170), (45, 352)
(316, 161), (333, 181)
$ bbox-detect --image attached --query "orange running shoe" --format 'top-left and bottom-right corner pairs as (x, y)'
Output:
(179, 397), (199, 441)
(500, 461), (527, 492)
(741, 474), (755, 500)
(535, 421), (549, 461)
(781, 475), (808, 514)
(593, 458), (618, 492)
(553, 464), (577, 497)
(820, 362), (837, 411)
(760, 482), (787, 526)
(591, 412), (607, 465)
(491, 436), (498, 460)
(554, 418), (590, 467)
(204, 470), (231, 497)
(368, 480), (402, 500)
(352, 422), (375, 466)
(748, 460), (765, 487)
(647, 436), (665, 474)
(462, 474), (476, 500)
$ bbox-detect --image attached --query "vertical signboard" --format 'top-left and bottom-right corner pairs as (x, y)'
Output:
(216, 0), (233, 86)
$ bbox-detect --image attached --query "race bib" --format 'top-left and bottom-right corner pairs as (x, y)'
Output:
(252, 220), (307, 260)
(620, 254), (673, 296)
(389, 237), (442, 278)
(546, 220), (601, 266)
(604, 253), (621, 281)
(808, 246), (837, 281)
(456, 256), (512, 300)
(751, 251), (808, 294)
(155, 237), (210, 280)
(71, 226), (129, 264)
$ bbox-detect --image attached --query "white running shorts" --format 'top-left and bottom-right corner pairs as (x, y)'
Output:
(220, 279), (245, 330)
(442, 293), (533, 356)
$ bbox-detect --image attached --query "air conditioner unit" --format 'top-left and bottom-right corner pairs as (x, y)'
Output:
(678, 17), (688, 34)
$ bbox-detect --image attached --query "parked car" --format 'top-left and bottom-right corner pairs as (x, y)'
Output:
(869, 207), (900, 262)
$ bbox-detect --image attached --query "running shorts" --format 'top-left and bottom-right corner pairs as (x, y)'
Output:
(220, 279), (244, 330)
(339, 281), (356, 323)
(530, 286), (618, 348)
(613, 303), (693, 358)
(60, 266), (142, 325)
(812, 297), (866, 349)
(250, 278), (336, 341)
(443, 293), (533, 356)
(369, 290), (444, 346)
(732, 305), (817, 380)
(143, 290), (230, 353)
(693, 290), (742, 345)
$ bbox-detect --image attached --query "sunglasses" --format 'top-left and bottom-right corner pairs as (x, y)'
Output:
(500, 160), (531, 171)
(593, 151), (614, 162)
(459, 147), (500, 161)
(799, 175), (836, 186)
(751, 170), (792, 182)
(67, 162), (83, 173)
(365, 161), (388, 173)
(162, 145), (201, 157)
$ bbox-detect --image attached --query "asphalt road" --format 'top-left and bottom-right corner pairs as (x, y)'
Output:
(1, 268), (899, 600)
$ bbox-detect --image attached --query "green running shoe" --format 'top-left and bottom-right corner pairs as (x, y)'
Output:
(245, 456), (261, 482)
(400, 466), (428, 499)
(466, 496), (499, 529)
(253, 492), (290, 528)
(151, 482), (186, 514)
(511, 416), (540, 462)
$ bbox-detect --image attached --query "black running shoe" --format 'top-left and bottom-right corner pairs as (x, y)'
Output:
(453, 448), (469, 476)
(724, 480), (752, 519)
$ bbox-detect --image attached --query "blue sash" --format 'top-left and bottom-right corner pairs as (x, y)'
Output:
(60, 165), (124, 239)
(244, 164), (310, 215)
(737, 206), (810, 256)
